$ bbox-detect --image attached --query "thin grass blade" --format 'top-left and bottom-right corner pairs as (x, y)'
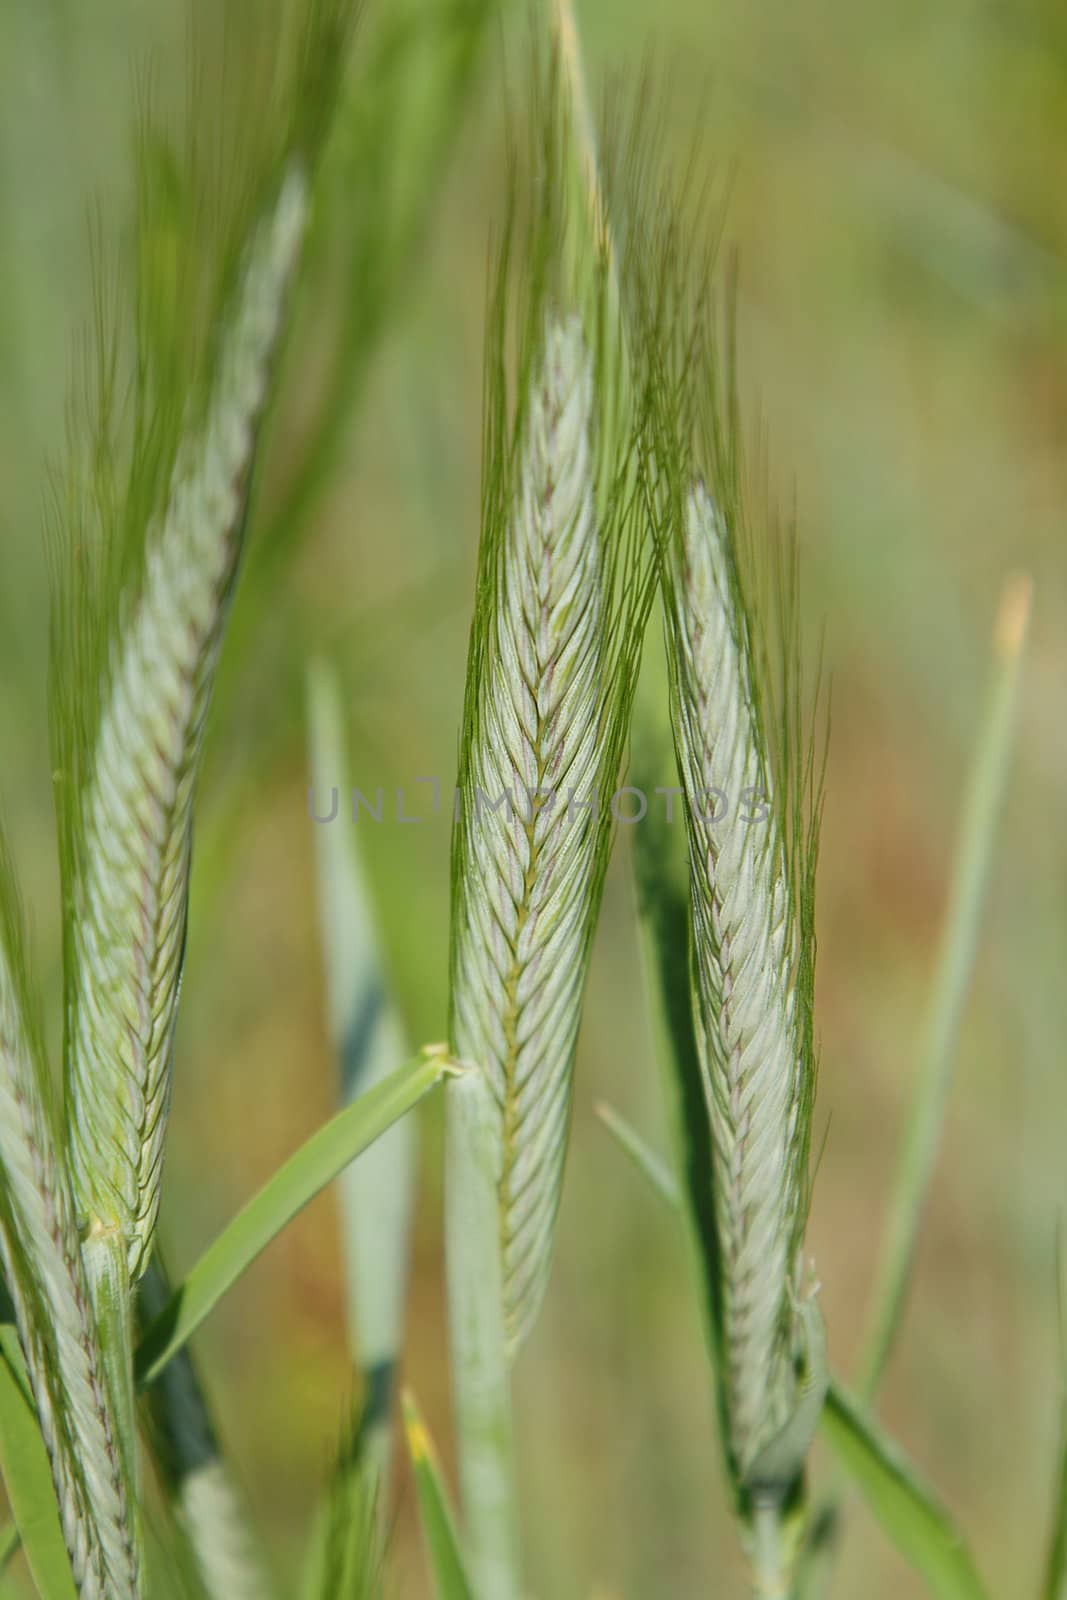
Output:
(297, 1401), (382, 1600)
(820, 1384), (990, 1600)
(859, 573), (1033, 1395)
(0, 1329), (78, 1600)
(592, 1101), (678, 1208)
(402, 1390), (475, 1600)
(136, 1049), (451, 1387)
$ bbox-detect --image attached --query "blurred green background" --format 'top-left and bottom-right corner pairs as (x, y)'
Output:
(1, 0), (1065, 1594)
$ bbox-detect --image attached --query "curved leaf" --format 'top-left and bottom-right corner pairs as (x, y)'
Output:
(136, 1049), (451, 1387)
(0, 1329), (77, 1600)
(821, 1384), (990, 1600)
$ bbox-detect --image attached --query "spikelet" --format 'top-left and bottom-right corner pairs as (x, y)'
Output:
(630, 148), (823, 1510)
(665, 479), (816, 1482)
(452, 314), (609, 1350)
(448, 37), (654, 1361)
(57, 166), (308, 1279)
(0, 842), (139, 1598)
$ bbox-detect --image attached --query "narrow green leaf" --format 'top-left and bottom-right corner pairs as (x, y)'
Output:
(592, 1100), (680, 1209)
(403, 1390), (475, 1600)
(136, 1049), (451, 1387)
(300, 1402), (382, 1600)
(800, 581), (1032, 1596)
(820, 1383), (990, 1600)
(0, 1328), (77, 1600)
(859, 574), (1032, 1395)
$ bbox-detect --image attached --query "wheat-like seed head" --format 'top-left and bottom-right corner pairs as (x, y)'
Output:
(666, 480), (814, 1483)
(60, 167), (308, 1279)
(0, 855), (139, 1598)
(451, 255), (655, 1349)
(452, 314), (604, 1351)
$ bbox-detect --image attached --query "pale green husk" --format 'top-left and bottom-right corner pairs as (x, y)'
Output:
(0, 841), (139, 1597)
(638, 220), (822, 1525)
(448, 67), (654, 1356)
(60, 167), (310, 1281)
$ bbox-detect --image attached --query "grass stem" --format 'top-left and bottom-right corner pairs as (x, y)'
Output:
(858, 573), (1032, 1397)
(796, 575), (1032, 1595)
(443, 1071), (522, 1600)
(750, 1501), (789, 1600)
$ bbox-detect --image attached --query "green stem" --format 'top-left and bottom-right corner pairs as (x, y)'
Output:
(750, 1501), (790, 1600)
(796, 576), (1031, 1598)
(444, 1069), (522, 1600)
(858, 573), (1031, 1397)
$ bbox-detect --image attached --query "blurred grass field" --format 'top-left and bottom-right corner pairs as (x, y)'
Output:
(2, 0), (1066, 1594)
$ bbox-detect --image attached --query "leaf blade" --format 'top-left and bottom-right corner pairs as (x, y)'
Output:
(403, 1390), (475, 1600)
(0, 1328), (78, 1600)
(820, 1383), (990, 1600)
(135, 1050), (449, 1387)
(859, 574), (1032, 1395)
(592, 1101), (679, 1208)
